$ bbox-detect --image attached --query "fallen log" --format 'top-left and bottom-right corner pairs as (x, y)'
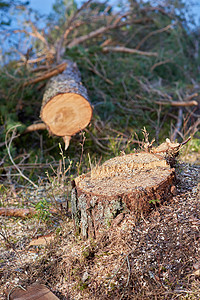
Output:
(39, 60), (92, 149)
(23, 60), (92, 150)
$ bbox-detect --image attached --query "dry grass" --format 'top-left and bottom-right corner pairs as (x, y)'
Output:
(0, 159), (199, 299)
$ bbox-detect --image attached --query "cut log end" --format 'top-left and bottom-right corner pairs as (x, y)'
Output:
(40, 60), (93, 141)
(41, 93), (92, 136)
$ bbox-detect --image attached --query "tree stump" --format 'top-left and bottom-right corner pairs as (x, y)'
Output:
(71, 150), (177, 239)
(40, 60), (92, 149)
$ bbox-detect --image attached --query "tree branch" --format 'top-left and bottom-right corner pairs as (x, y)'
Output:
(24, 62), (67, 86)
(102, 46), (158, 57)
(155, 100), (198, 107)
(136, 23), (176, 50)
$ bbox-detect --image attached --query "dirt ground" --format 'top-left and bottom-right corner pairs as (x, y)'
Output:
(0, 158), (199, 299)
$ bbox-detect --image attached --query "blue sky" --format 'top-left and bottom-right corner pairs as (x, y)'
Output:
(28, 0), (200, 27)
(29, 0), (55, 14)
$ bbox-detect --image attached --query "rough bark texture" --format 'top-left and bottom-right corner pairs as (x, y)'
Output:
(71, 152), (176, 239)
(40, 60), (92, 137)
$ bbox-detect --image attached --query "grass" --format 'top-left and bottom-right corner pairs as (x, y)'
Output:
(0, 1), (199, 298)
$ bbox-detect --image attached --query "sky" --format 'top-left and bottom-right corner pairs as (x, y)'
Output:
(28, 0), (200, 27)
(28, 0), (55, 14)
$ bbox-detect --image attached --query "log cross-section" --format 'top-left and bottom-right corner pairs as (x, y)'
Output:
(40, 60), (92, 147)
(71, 151), (176, 239)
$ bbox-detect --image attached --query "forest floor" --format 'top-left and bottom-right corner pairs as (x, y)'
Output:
(0, 154), (200, 299)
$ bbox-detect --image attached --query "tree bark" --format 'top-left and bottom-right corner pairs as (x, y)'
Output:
(71, 150), (176, 240)
(40, 60), (92, 148)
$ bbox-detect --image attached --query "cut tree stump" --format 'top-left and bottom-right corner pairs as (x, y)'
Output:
(40, 60), (92, 149)
(5, 283), (59, 300)
(71, 149), (177, 239)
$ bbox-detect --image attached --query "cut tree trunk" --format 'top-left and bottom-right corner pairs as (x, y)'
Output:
(40, 60), (92, 149)
(71, 150), (177, 240)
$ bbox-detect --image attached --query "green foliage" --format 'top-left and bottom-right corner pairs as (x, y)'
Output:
(34, 198), (52, 221)
(149, 198), (160, 205)
(0, 0), (199, 186)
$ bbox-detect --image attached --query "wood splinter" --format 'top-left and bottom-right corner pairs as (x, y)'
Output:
(63, 135), (71, 150)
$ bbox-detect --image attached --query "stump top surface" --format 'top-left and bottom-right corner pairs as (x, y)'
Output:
(75, 152), (174, 197)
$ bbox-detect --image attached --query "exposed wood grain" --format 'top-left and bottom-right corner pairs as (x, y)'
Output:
(5, 283), (59, 300)
(71, 150), (176, 239)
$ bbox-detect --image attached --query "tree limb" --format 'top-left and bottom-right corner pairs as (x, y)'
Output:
(24, 62), (67, 86)
(155, 100), (198, 107)
(23, 123), (47, 133)
(102, 46), (158, 57)
(136, 23), (176, 50)
(67, 15), (129, 48)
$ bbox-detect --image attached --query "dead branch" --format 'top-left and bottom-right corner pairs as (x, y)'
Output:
(180, 136), (191, 146)
(24, 62), (67, 86)
(24, 55), (47, 64)
(0, 207), (58, 218)
(136, 23), (176, 50)
(155, 100), (198, 107)
(23, 123), (47, 133)
(171, 108), (183, 141)
(84, 56), (114, 85)
(5, 126), (38, 189)
(56, 21), (85, 63)
(141, 6), (174, 18)
(184, 93), (198, 101)
(134, 77), (173, 101)
(102, 46), (158, 57)
(29, 20), (49, 47)
(67, 15), (129, 48)
(31, 65), (49, 73)
(150, 59), (172, 72)
(0, 207), (36, 218)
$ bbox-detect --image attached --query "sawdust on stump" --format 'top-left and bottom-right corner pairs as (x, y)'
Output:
(71, 150), (177, 240)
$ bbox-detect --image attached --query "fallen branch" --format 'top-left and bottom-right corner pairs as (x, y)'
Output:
(102, 46), (158, 57)
(23, 123), (47, 133)
(67, 13), (129, 48)
(136, 22), (176, 50)
(155, 100), (198, 107)
(171, 108), (183, 141)
(0, 207), (36, 218)
(5, 126), (38, 189)
(150, 59), (172, 72)
(0, 207), (58, 218)
(24, 62), (67, 86)
(184, 93), (198, 101)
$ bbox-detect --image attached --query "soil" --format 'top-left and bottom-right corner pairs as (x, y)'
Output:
(0, 159), (199, 299)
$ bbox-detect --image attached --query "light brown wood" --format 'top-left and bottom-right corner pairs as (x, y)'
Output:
(41, 93), (92, 136)
(5, 283), (59, 300)
(0, 207), (57, 218)
(40, 60), (92, 141)
(0, 207), (36, 218)
(24, 62), (67, 86)
(71, 150), (176, 239)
